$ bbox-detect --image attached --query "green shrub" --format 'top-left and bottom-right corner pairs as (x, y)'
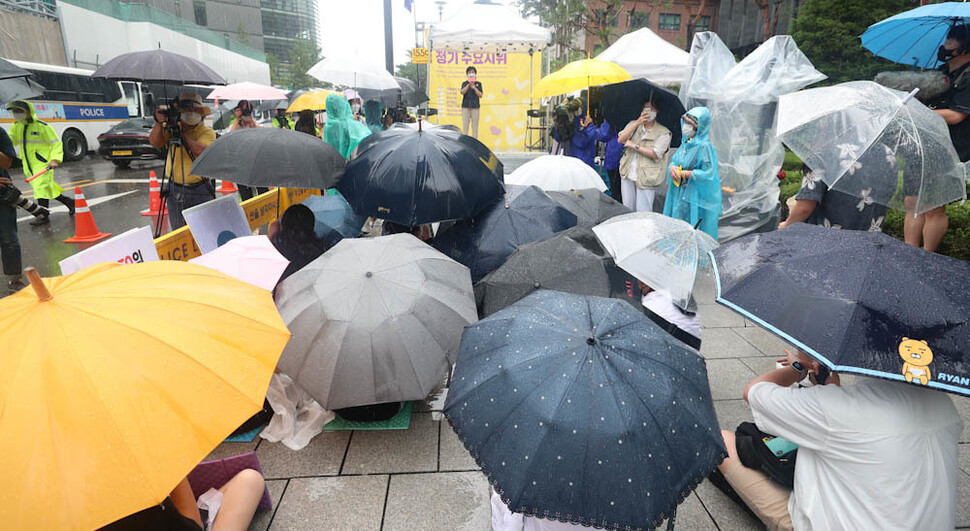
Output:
(782, 150), (803, 172)
(779, 170), (803, 202)
(882, 195), (970, 261)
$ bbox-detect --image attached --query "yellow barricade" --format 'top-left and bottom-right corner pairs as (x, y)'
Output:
(154, 188), (320, 261)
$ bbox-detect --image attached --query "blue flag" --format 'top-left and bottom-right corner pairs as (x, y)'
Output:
(404, 0), (412, 11)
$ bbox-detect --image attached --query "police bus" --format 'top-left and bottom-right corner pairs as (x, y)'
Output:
(0, 60), (158, 161)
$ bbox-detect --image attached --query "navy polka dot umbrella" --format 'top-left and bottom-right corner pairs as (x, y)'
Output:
(444, 290), (724, 531)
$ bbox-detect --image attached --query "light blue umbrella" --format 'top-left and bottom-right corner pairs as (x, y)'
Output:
(861, 2), (970, 68)
(303, 193), (366, 247)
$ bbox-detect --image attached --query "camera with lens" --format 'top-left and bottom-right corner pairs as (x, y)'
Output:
(389, 96), (409, 124)
(159, 99), (183, 140)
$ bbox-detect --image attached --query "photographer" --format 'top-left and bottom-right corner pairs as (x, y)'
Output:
(149, 92), (216, 230)
(0, 126), (26, 293)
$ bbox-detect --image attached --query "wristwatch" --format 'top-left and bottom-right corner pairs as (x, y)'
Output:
(790, 361), (807, 378)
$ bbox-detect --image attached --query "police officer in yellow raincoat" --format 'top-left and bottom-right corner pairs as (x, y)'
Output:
(7, 100), (74, 225)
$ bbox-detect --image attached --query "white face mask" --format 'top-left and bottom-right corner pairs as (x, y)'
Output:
(181, 111), (202, 125)
(643, 109), (657, 122)
(351, 103), (361, 113)
(11, 111), (26, 121)
(682, 124), (696, 138)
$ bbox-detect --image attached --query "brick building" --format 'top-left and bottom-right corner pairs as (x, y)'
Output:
(585, 0), (719, 54)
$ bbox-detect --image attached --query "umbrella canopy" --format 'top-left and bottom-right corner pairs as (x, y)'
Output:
(0, 57), (33, 81)
(506, 154), (608, 192)
(357, 76), (430, 107)
(188, 235), (289, 291)
(303, 193), (367, 246)
(0, 262), (290, 530)
(207, 81), (288, 101)
(433, 185), (577, 283)
(777, 81), (967, 214)
(533, 59), (631, 99)
(275, 234), (477, 410)
(307, 54), (401, 90)
(712, 223), (970, 396)
(595, 28), (690, 86)
(548, 188), (632, 227)
(600, 78), (685, 148)
(191, 127), (346, 189)
(476, 226), (639, 317)
(445, 290), (725, 530)
(0, 76), (43, 103)
(429, 1), (551, 53)
(593, 213), (718, 311)
(337, 124), (505, 226)
(861, 2), (970, 68)
(92, 49), (227, 85)
(286, 90), (340, 113)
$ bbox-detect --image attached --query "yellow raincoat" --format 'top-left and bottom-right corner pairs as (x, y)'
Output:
(8, 101), (64, 199)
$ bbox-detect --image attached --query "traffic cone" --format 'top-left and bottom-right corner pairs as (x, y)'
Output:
(140, 170), (161, 217)
(64, 187), (111, 244)
(218, 179), (238, 193)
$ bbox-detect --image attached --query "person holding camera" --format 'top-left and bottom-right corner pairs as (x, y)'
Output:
(272, 108), (292, 130)
(229, 100), (259, 132)
(460, 66), (483, 138)
(149, 93), (216, 230)
(7, 100), (74, 226)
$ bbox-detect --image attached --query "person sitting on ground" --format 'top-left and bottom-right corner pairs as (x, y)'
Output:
(664, 107), (721, 240)
(268, 204), (329, 286)
(99, 468), (265, 531)
(294, 110), (320, 138)
(717, 348), (962, 530)
(779, 160), (891, 232)
(638, 280), (700, 351)
(617, 99), (672, 213)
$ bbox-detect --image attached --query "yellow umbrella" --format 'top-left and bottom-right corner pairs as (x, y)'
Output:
(286, 89), (340, 113)
(0, 262), (290, 530)
(532, 58), (631, 100)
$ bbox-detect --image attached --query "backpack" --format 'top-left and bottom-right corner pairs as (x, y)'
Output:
(735, 421), (798, 489)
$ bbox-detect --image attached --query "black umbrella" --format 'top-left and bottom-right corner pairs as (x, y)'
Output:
(337, 124), (505, 226)
(357, 76), (429, 107)
(190, 127), (345, 189)
(445, 290), (725, 531)
(712, 224), (970, 395)
(475, 226), (639, 317)
(92, 49), (227, 85)
(548, 188), (631, 227)
(432, 185), (577, 283)
(600, 78), (684, 148)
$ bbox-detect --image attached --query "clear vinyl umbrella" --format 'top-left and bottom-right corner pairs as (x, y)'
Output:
(777, 81), (967, 215)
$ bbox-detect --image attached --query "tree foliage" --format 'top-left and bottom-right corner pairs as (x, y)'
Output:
(266, 53), (283, 87)
(790, 0), (912, 84)
(395, 60), (425, 93)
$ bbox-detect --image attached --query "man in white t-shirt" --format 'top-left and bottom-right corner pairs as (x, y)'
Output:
(718, 350), (962, 530)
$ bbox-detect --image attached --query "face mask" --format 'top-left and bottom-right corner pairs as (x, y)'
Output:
(939, 45), (962, 63)
(682, 124), (696, 138)
(12, 111), (26, 121)
(351, 103), (361, 113)
(643, 110), (657, 121)
(181, 111), (202, 125)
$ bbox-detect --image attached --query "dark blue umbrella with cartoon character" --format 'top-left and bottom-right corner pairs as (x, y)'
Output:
(445, 290), (725, 531)
(711, 223), (970, 395)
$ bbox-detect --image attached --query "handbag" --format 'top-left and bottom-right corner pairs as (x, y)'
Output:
(734, 421), (797, 489)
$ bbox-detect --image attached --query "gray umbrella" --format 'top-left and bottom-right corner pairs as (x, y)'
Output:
(190, 127), (345, 189)
(92, 49), (227, 85)
(548, 188), (631, 227)
(275, 234), (478, 410)
(0, 76), (43, 103)
(358, 76), (429, 107)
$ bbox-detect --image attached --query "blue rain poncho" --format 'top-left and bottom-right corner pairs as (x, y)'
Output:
(363, 100), (384, 134)
(664, 107), (721, 240)
(324, 94), (372, 159)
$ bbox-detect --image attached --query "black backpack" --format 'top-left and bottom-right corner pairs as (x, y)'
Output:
(735, 421), (797, 489)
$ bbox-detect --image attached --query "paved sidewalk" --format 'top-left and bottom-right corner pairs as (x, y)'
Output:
(219, 272), (970, 530)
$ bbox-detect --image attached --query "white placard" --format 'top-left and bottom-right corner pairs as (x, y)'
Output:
(182, 194), (252, 254)
(58, 226), (159, 275)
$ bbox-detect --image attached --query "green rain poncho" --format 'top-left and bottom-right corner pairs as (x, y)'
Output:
(324, 94), (371, 159)
(8, 100), (64, 199)
(363, 100), (384, 134)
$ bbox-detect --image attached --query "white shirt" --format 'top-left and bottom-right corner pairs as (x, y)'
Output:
(748, 378), (962, 531)
(641, 292), (701, 341)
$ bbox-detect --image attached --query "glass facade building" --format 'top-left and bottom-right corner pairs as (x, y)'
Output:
(260, 0), (317, 63)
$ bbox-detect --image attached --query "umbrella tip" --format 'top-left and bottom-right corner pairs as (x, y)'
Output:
(365, 271), (373, 278)
(586, 337), (596, 346)
(533, 281), (541, 289)
(24, 267), (52, 302)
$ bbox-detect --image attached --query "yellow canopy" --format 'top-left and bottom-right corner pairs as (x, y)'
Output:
(286, 90), (340, 113)
(532, 59), (631, 99)
(0, 262), (291, 530)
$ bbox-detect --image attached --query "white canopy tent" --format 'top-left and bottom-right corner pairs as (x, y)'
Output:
(596, 28), (690, 86)
(429, 2), (550, 52)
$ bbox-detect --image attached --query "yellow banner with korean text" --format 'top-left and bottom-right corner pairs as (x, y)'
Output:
(428, 50), (542, 152)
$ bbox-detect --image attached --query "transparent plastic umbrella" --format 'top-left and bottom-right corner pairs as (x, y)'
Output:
(592, 212), (718, 311)
(777, 81), (967, 215)
(505, 154), (608, 192)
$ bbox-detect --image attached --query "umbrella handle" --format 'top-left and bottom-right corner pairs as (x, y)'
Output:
(902, 88), (920, 104)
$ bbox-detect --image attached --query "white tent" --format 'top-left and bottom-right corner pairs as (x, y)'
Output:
(596, 28), (690, 86)
(430, 2), (551, 52)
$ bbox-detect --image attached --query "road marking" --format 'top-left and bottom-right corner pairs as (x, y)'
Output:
(22, 178), (151, 198)
(17, 190), (139, 223)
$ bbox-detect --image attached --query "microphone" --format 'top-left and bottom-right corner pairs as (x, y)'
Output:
(874, 71), (949, 104)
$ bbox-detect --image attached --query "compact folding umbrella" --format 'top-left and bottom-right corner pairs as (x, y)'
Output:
(445, 290), (725, 530)
(532, 58), (631, 100)
(275, 234), (477, 410)
(475, 226), (639, 317)
(548, 188), (631, 227)
(92, 49), (227, 85)
(432, 185), (578, 283)
(191, 127), (346, 189)
(0, 262), (290, 530)
(600, 78), (685, 148)
(207, 81), (288, 102)
(861, 2), (970, 68)
(593, 212), (718, 311)
(302, 193), (367, 246)
(777, 81), (967, 215)
(337, 124), (505, 226)
(712, 223), (970, 396)
(188, 235), (289, 291)
(506, 154), (608, 192)
(286, 90), (340, 113)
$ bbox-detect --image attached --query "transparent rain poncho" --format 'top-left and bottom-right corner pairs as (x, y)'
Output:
(679, 33), (826, 241)
(777, 81), (967, 214)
